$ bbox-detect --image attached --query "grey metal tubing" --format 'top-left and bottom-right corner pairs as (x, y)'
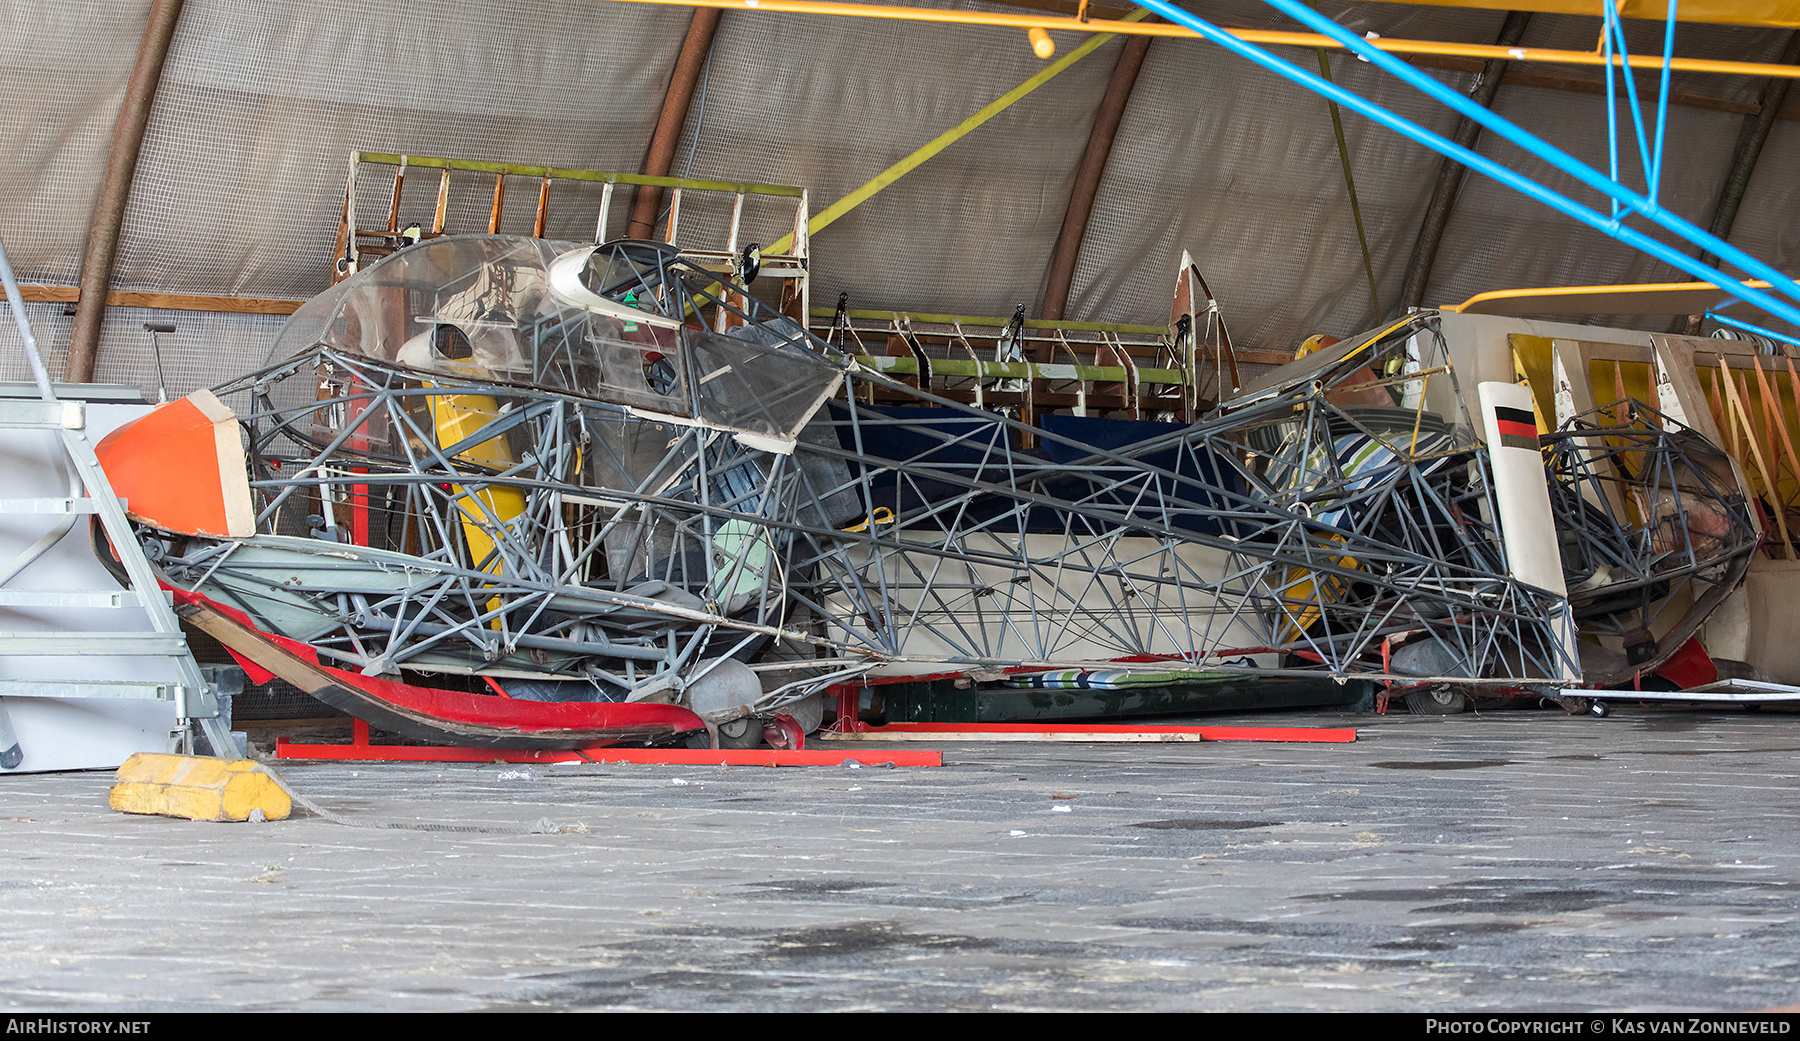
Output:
(0, 235), (56, 400)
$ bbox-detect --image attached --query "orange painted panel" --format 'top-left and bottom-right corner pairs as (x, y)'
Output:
(94, 390), (253, 538)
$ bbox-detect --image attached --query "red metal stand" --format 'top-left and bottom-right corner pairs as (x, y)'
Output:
(825, 682), (871, 734)
(819, 721), (1357, 743)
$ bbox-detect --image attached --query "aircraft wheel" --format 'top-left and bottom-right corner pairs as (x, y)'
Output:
(717, 716), (762, 749)
(1405, 687), (1467, 715)
(1590, 700), (1609, 718)
(781, 692), (826, 735)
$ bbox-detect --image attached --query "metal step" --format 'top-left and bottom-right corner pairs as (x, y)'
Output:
(0, 400), (81, 430)
(0, 497), (101, 515)
(0, 679), (177, 700)
(0, 590), (162, 609)
(0, 632), (188, 655)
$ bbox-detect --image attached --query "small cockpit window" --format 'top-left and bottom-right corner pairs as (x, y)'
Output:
(644, 353), (680, 396)
(433, 324), (474, 360)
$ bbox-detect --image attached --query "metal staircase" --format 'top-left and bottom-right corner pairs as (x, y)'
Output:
(0, 235), (234, 768)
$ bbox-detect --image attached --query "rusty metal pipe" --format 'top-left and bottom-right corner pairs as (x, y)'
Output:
(627, 8), (722, 240)
(66, 0), (185, 384)
(1039, 33), (1150, 325)
(1395, 10), (1531, 317)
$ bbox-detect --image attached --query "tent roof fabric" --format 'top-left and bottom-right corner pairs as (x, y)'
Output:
(1, 0), (1796, 398)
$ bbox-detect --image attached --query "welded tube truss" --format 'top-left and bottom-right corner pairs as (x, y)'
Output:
(168, 306), (1608, 691)
(1542, 402), (1760, 639)
(168, 353), (823, 701)
(575, 1), (1800, 332)
(1599, 2), (1679, 220)
(165, 234), (1769, 705)
(595, 0), (1800, 81)
(762, 313), (1580, 680)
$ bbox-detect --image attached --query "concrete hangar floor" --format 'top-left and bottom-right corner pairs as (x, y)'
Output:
(1, 703), (1797, 1012)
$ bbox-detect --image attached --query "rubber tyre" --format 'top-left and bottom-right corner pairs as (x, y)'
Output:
(717, 717), (762, 749)
(1405, 687), (1467, 715)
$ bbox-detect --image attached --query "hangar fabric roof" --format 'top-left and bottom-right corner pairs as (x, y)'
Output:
(1, 0), (1797, 395)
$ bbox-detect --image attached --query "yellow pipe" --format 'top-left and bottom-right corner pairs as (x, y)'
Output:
(426, 388), (526, 579)
(584, 0), (1800, 80)
(1369, 0), (1800, 31)
(1446, 279), (1774, 315)
(762, 7), (1150, 253)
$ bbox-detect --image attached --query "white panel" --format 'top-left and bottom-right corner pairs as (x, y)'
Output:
(1477, 380), (1565, 595)
(1478, 379), (1579, 680)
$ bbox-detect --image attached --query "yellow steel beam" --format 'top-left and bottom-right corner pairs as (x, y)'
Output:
(1374, 1), (1800, 31)
(1446, 279), (1775, 317)
(584, 0), (1800, 79)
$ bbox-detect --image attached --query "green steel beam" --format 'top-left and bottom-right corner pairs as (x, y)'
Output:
(811, 306), (1166, 336)
(858, 354), (1184, 385)
(354, 152), (806, 197)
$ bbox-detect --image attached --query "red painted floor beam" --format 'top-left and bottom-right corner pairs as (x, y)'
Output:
(275, 738), (941, 767)
(820, 722), (1356, 743)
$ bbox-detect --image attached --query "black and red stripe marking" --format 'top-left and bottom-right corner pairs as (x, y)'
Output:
(1491, 405), (1540, 450)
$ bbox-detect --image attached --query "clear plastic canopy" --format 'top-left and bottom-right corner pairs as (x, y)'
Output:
(266, 234), (841, 443)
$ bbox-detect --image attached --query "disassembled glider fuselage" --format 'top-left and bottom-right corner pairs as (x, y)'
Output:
(95, 234), (1761, 743)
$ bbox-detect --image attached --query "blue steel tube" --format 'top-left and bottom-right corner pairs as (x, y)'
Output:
(1648, 0), (1678, 204)
(1603, 5), (1654, 195)
(1237, 0), (1800, 309)
(1129, 0), (1800, 330)
(1602, 15), (1623, 219)
(1705, 311), (1800, 350)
